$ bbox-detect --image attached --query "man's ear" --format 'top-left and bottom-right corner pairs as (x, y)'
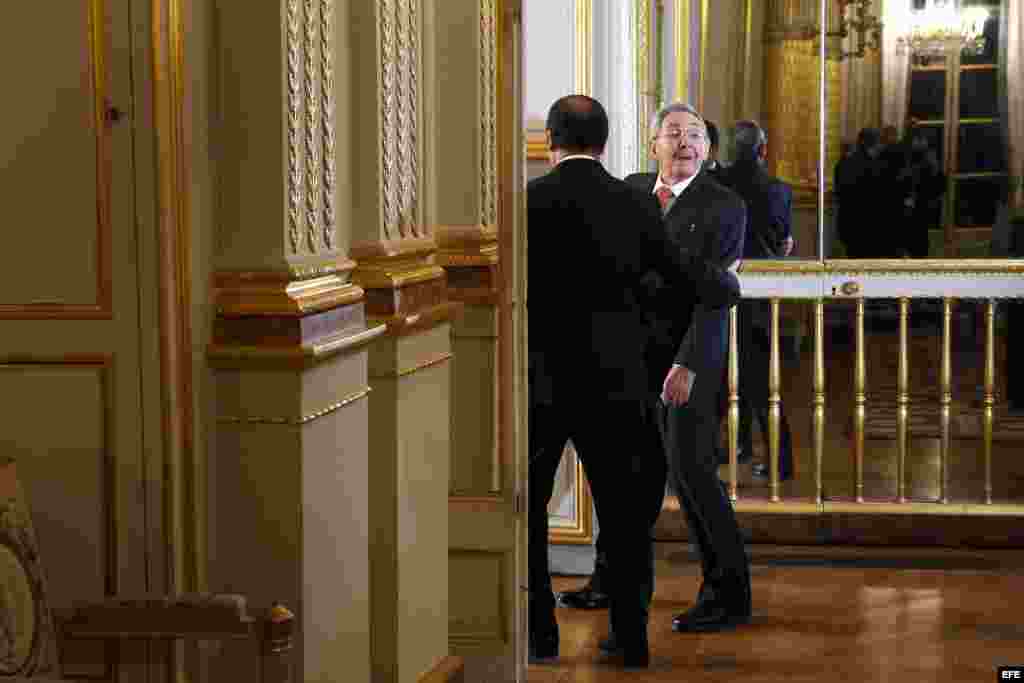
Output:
(648, 138), (658, 161)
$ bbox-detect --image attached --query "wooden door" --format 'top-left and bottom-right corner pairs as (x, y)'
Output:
(447, 1), (527, 680)
(0, 1), (152, 679)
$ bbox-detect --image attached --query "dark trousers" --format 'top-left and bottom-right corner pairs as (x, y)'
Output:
(657, 388), (751, 609)
(738, 302), (793, 479)
(528, 396), (666, 646)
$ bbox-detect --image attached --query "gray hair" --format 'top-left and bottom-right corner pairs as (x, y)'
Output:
(650, 102), (706, 138)
(730, 120), (767, 163)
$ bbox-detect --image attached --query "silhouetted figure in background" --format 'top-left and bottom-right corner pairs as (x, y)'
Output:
(835, 127), (884, 258)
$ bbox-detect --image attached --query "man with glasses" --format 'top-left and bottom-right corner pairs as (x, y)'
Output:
(562, 103), (751, 640)
(527, 95), (740, 667)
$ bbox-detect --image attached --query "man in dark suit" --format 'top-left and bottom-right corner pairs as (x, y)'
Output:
(560, 106), (750, 634)
(528, 95), (740, 667)
(717, 120), (795, 481)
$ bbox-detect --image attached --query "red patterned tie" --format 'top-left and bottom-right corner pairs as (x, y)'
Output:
(656, 186), (674, 213)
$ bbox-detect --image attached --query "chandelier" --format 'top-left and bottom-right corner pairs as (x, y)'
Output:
(896, 0), (990, 58)
(827, 0), (883, 61)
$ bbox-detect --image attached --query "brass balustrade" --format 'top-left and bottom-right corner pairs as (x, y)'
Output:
(724, 259), (1024, 515)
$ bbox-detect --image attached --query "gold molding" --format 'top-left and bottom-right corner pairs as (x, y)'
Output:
(436, 225), (499, 267)
(207, 323), (387, 369)
(393, 351), (454, 378)
(213, 274), (364, 317)
(635, 0), (651, 170)
(548, 455), (594, 545)
(697, 0), (708, 111)
(574, 0), (591, 95)
(153, 0), (197, 611)
(216, 387), (371, 426)
(673, 0), (690, 104)
(737, 259), (1024, 275)
(480, 0), (498, 228)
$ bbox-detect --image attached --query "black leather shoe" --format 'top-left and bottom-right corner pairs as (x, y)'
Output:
(671, 600), (750, 633)
(598, 634), (649, 668)
(751, 462), (791, 481)
(557, 584), (610, 610)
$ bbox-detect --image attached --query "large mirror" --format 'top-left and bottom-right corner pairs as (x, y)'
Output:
(524, 0), (1023, 553)
(831, 0), (1016, 259)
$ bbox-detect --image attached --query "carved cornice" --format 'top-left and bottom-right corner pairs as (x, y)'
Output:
(436, 225), (499, 304)
(350, 237), (444, 289)
(207, 324), (386, 370)
(212, 258), (360, 317)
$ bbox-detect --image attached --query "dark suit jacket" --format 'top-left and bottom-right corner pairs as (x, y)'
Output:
(624, 171), (745, 404)
(527, 158), (741, 406)
(717, 160), (792, 260)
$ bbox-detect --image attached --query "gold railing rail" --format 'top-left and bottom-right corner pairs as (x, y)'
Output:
(726, 259), (1024, 515)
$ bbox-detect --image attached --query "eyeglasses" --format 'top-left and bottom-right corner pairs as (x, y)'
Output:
(656, 129), (706, 144)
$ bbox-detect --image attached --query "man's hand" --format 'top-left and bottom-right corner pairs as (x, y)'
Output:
(661, 365), (693, 407)
(782, 236), (795, 256)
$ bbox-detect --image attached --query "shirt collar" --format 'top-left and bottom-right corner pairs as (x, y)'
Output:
(557, 154), (601, 166)
(653, 172), (698, 198)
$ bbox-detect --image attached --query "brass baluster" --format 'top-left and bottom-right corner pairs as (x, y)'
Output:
(813, 299), (825, 505)
(728, 305), (739, 502)
(984, 299), (996, 504)
(769, 298), (781, 502)
(854, 298), (865, 503)
(939, 297), (953, 504)
(897, 298), (909, 503)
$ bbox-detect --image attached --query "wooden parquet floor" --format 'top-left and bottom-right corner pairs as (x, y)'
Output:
(529, 546), (1024, 682)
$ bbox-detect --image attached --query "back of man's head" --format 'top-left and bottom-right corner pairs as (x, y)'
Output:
(545, 95), (609, 155)
(730, 120), (766, 165)
(857, 127), (881, 156)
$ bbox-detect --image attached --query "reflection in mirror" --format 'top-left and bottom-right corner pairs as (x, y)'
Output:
(831, 0), (1019, 259)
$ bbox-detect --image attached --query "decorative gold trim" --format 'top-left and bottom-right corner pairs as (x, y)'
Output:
(821, 502), (966, 515)
(824, 259), (1024, 274)
(673, 0), (690, 103)
(207, 323), (387, 369)
(216, 387), (371, 426)
(853, 298), (865, 503)
(697, 0), (708, 111)
(768, 298), (781, 502)
(733, 500), (820, 514)
(740, 260), (826, 274)
(897, 298), (909, 503)
(304, 0), (322, 252)
(321, 0), (337, 249)
(574, 0), (591, 95)
(393, 351), (453, 378)
(353, 264), (445, 290)
(635, 0), (651, 172)
(939, 298), (953, 503)
(984, 300), (996, 505)
(287, 0), (303, 252)
(214, 276), (364, 317)
(813, 299), (824, 505)
(480, 0), (498, 228)
(548, 455), (594, 545)
(737, 259), (1024, 275)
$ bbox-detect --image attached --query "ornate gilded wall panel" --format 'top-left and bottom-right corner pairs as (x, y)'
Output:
(480, 0), (498, 228)
(378, 0), (425, 240)
(285, 0), (338, 255)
